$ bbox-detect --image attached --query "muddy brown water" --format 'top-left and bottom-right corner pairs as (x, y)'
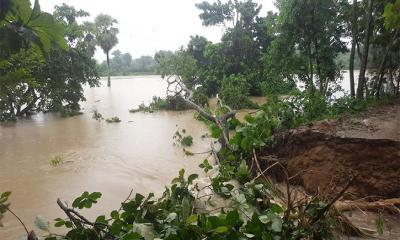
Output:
(0, 76), (211, 238)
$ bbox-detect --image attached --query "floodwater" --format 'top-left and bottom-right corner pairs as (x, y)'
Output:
(0, 76), (210, 238)
(0, 71), (360, 238)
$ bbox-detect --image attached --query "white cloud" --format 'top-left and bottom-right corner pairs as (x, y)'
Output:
(38, 0), (277, 61)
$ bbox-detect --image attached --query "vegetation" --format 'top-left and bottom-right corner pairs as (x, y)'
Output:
(97, 51), (158, 76)
(129, 96), (190, 113)
(93, 14), (119, 87)
(50, 156), (63, 166)
(92, 110), (104, 121)
(105, 116), (121, 123)
(155, 0), (400, 110)
(173, 129), (194, 147)
(0, 0), (100, 122)
(1, 0), (400, 239)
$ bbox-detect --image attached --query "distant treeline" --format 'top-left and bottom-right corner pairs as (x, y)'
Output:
(97, 50), (158, 76)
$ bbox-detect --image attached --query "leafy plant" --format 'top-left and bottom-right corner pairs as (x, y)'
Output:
(130, 96), (190, 113)
(92, 110), (104, 121)
(0, 192), (11, 227)
(173, 128), (194, 147)
(50, 156), (63, 166)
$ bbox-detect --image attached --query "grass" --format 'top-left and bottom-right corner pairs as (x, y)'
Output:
(50, 156), (63, 166)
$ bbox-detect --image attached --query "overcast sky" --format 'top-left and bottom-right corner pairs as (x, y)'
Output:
(39, 0), (277, 62)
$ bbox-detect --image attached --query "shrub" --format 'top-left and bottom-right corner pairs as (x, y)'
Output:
(105, 117), (121, 123)
(130, 96), (190, 113)
(219, 74), (256, 109)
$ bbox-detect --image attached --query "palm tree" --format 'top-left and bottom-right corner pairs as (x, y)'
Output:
(94, 14), (119, 87)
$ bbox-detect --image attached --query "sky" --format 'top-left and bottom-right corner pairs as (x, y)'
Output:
(38, 0), (277, 62)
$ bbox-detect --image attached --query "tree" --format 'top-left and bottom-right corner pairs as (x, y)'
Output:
(356, 0), (374, 99)
(270, 0), (347, 96)
(349, 0), (358, 97)
(0, 2), (99, 121)
(94, 14), (119, 87)
(0, 0), (67, 58)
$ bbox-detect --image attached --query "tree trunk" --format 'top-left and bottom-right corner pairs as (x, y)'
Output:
(374, 29), (399, 98)
(106, 51), (111, 87)
(349, 0), (357, 98)
(307, 43), (315, 93)
(356, 0), (374, 99)
(314, 39), (323, 94)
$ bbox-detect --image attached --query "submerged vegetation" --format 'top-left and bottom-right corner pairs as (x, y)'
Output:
(50, 156), (63, 166)
(173, 129), (194, 147)
(129, 96), (190, 113)
(105, 117), (121, 123)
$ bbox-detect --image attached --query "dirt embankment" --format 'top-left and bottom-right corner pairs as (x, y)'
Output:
(268, 130), (400, 200)
(260, 99), (400, 239)
(262, 99), (400, 200)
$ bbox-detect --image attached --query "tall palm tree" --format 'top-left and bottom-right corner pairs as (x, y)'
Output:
(94, 14), (119, 87)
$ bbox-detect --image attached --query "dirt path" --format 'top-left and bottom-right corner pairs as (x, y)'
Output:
(314, 98), (400, 141)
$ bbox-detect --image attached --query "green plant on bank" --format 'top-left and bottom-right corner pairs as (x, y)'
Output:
(11, 168), (335, 240)
(219, 74), (259, 110)
(50, 156), (63, 166)
(105, 117), (121, 123)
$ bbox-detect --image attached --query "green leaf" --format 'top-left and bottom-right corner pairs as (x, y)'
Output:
(269, 203), (283, 214)
(186, 215), (198, 224)
(34, 215), (49, 231)
(214, 226), (229, 233)
(72, 197), (83, 208)
(54, 220), (65, 227)
(95, 215), (106, 224)
(1, 192), (11, 199)
(89, 192), (102, 201)
(110, 210), (119, 220)
(226, 210), (241, 226)
(188, 174), (198, 184)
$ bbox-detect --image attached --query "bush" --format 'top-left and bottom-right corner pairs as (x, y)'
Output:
(192, 89), (209, 107)
(259, 78), (297, 96)
(105, 117), (121, 123)
(130, 96), (190, 113)
(219, 74), (256, 109)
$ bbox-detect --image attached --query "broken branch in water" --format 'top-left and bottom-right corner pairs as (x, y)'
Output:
(166, 75), (236, 149)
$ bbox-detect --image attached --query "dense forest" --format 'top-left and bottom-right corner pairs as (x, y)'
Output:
(1, 0), (400, 239)
(154, 0), (400, 109)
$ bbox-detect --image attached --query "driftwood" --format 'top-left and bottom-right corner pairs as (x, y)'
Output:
(335, 198), (400, 215)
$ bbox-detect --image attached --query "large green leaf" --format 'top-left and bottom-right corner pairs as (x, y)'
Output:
(2, 0), (67, 55)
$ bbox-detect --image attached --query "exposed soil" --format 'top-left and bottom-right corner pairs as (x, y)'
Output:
(263, 99), (400, 200)
(269, 130), (400, 200)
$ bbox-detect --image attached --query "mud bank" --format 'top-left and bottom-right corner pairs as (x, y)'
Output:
(262, 129), (400, 200)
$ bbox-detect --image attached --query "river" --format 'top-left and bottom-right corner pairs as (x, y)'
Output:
(0, 76), (210, 238)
